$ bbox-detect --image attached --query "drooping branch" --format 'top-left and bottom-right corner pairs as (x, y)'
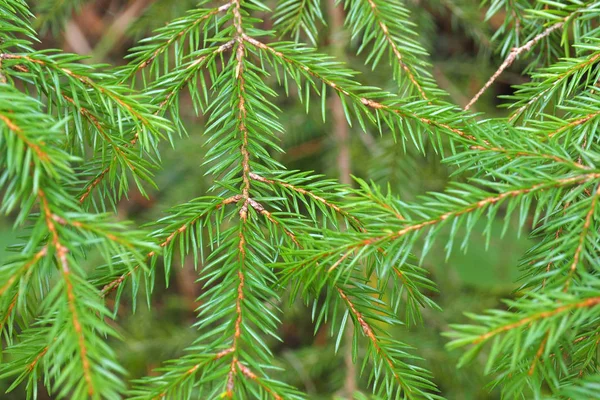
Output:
(336, 287), (415, 398)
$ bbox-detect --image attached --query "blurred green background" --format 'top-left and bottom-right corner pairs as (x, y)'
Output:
(0, 0), (534, 398)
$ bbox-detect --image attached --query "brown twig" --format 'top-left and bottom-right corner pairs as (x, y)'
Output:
(465, 21), (564, 110)
(528, 333), (549, 375)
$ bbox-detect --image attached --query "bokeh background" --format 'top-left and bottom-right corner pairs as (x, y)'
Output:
(0, 1), (533, 398)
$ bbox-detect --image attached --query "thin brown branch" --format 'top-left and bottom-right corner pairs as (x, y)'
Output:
(528, 333), (549, 376)
(249, 198), (300, 246)
(327, 250), (353, 274)
(27, 346), (49, 372)
(465, 21), (564, 110)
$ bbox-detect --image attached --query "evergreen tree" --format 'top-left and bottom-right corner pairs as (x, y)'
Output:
(1, 0), (600, 398)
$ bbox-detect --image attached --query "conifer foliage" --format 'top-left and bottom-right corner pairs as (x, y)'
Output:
(1, 0), (600, 398)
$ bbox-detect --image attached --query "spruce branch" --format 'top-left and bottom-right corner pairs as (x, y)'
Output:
(446, 291), (600, 368)
(547, 110), (600, 139)
(5, 0), (600, 397)
(336, 287), (421, 399)
(291, 172), (600, 279)
(0, 52), (164, 139)
(100, 195), (239, 297)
